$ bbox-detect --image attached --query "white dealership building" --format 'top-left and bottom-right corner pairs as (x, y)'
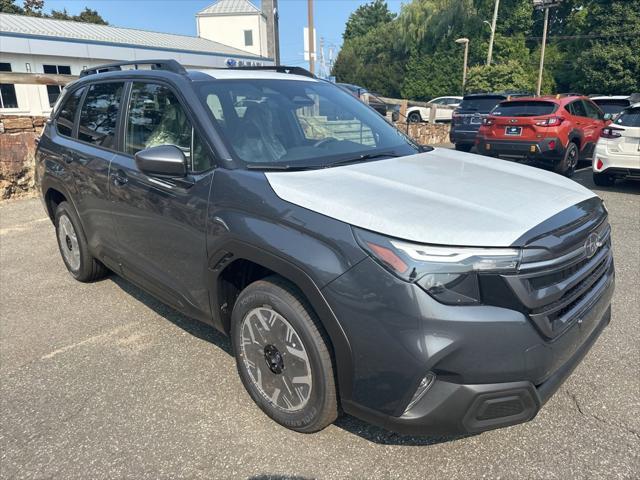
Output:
(0, 0), (276, 116)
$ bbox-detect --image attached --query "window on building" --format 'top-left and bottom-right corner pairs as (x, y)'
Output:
(56, 87), (85, 138)
(78, 82), (123, 148)
(244, 29), (254, 46)
(125, 82), (213, 172)
(0, 63), (18, 109)
(43, 64), (72, 107)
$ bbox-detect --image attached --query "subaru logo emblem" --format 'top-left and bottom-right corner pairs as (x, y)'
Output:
(510, 119), (518, 123)
(584, 232), (600, 259)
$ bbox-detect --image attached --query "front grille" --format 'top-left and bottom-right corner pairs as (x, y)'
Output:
(503, 222), (614, 339)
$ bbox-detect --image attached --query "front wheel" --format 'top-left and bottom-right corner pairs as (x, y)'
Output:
(231, 277), (338, 433)
(555, 142), (579, 177)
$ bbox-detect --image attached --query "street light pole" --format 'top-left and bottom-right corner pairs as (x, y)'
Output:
(536, 6), (549, 95)
(307, 0), (315, 75)
(487, 0), (500, 65)
(455, 38), (470, 94)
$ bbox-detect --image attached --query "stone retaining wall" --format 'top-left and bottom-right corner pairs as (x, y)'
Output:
(393, 122), (451, 145)
(0, 116), (46, 200)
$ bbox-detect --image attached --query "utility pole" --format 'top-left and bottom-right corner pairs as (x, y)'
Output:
(319, 36), (326, 78)
(487, 0), (500, 65)
(536, 6), (549, 96)
(307, 0), (315, 75)
(455, 38), (470, 94)
(534, 0), (561, 96)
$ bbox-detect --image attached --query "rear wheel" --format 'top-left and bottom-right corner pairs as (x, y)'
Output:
(455, 143), (472, 152)
(593, 171), (615, 186)
(54, 202), (108, 282)
(408, 111), (422, 123)
(555, 142), (579, 177)
(231, 276), (338, 433)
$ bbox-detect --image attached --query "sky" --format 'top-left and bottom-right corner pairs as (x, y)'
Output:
(32, 0), (406, 71)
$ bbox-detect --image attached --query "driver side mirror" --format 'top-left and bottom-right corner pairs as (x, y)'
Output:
(134, 145), (187, 177)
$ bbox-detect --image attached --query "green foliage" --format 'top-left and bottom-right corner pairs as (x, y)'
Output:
(0, 0), (24, 14)
(0, 0), (108, 24)
(465, 61), (534, 94)
(333, 22), (404, 97)
(332, 0), (640, 97)
(343, 0), (395, 41)
(401, 50), (464, 99)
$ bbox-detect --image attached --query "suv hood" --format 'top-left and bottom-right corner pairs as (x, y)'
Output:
(265, 148), (596, 247)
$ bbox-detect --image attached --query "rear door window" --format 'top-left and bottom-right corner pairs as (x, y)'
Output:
(56, 87), (84, 138)
(78, 82), (124, 148)
(492, 101), (557, 117)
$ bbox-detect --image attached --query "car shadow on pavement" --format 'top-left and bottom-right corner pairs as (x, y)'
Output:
(109, 275), (233, 356)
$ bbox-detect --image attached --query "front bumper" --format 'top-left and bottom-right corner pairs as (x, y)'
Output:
(379, 303), (611, 435)
(324, 254), (614, 435)
(477, 137), (564, 163)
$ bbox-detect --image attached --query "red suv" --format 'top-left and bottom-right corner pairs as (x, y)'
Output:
(476, 95), (610, 176)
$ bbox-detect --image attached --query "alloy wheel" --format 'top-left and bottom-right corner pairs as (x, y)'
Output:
(239, 307), (313, 412)
(57, 214), (81, 271)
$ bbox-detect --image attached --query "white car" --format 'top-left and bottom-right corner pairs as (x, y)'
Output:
(593, 103), (640, 186)
(407, 96), (462, 123)
(590, 95), (638, 119)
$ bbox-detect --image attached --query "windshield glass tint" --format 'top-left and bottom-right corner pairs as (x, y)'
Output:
(198, 79), (416, 167)
(492, 101), (557, 117)
(594, 100), (630, 115)
(459, 97), (504, 113)
(615, 108), (640, 127)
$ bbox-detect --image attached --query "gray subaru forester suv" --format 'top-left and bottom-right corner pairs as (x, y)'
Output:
(36, 61), (614, 435)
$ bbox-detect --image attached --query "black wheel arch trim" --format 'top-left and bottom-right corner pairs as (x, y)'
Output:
(208, 238), (355, 402)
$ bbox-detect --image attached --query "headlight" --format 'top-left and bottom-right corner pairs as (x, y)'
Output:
(353, 228), (521, 305)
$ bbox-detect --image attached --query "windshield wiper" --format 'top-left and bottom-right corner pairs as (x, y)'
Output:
(246, 163), (315, 171)
(326, 152), (402, 168)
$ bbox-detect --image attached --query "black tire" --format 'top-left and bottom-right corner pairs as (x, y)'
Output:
(231, 276), (338, 433)
(408, 111), (422, 123)
(54, 201), (108, 282)
(455, 143), (472, 152)
(593, 171), (615, 186)
(555, 142), (579, 177)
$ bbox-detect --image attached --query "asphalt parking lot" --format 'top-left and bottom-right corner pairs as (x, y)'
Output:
(1, 168), (639, 480)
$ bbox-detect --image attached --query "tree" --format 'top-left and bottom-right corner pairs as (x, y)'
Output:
(333, 23), (405, 97)
(23, 0), (44, 15)
(0, 0), (25, 14)
(343, 0), (395, 41)
(401, 50), (463, 99)
(335, 0), (639, 99)
(0, 0), (108, 24)
(465, 61), (535, 93)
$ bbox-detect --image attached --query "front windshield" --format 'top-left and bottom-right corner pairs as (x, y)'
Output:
(197, 79), (418, 168)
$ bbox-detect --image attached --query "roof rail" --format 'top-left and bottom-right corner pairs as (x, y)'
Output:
(80, 60), (187, 78)
(223, 65), (316, 79)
